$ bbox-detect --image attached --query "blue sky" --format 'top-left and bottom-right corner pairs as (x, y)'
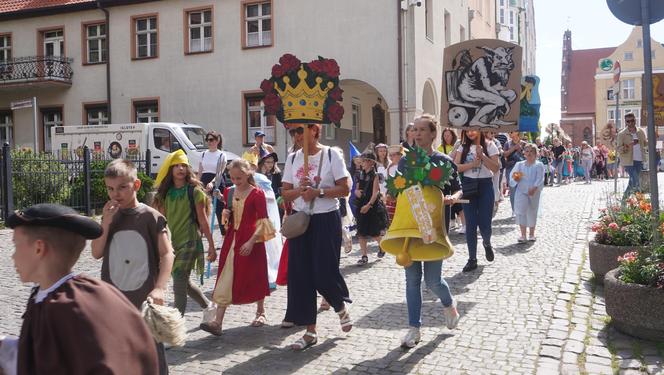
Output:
(534, 0), (664, 127)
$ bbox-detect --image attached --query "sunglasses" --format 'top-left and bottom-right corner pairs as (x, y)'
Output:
(626, 119), (635, 124)
(206, 138), (217, 142)
(288, 127), (305, 136)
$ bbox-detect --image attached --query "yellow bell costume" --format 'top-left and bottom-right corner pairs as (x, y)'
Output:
(380, 147), (456, 267)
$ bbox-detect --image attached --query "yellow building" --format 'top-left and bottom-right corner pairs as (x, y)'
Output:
(594, 27), (664, 146)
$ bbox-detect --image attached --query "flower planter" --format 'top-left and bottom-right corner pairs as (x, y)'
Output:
(588, 241), (646, 283)
(604, 268), (664, 341)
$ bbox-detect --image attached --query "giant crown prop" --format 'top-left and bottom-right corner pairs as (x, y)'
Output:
(261, 54), (344, 126)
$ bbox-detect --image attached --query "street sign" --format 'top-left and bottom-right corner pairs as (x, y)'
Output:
(10, 99), (33, 110)
(599, 58), (613, 71)
(606, 0), (664, 25)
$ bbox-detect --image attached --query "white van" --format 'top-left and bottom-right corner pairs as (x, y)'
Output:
(51, 122), (239, 174)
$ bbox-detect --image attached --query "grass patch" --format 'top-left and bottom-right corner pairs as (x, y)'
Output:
(631, 341), (648, 372)
(606, 341), (619, 375)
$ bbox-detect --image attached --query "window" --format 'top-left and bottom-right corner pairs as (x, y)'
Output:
(243, 1), (272, 48)
(607, 88), (615, 101)
(85, 104), (109, 125)
(623, 79), (635, 99)
(444, 10), (451, 47)
(351, 99), (361, 142)
(500, 9), (504, 24)
(624, 51), (633, 61)
(244, 94), (277, 144)
(133, 15), (158, 59)
(460, 25), (465, 42)
(133, 99), (159, 122)
(425, 0), (433, 40)
(0, 111), (13, 146)
(153, 128), (175, 152)
(500, 0), (504, 6)
(0, 35), (11, 62)
(324, 123), (335, 140)
(509, 10), (514, 25)
(637, 39), (642, 48)
(84, 23), (106, 64)
(42, 109), (62, 153)
(186, 8), (212, 53)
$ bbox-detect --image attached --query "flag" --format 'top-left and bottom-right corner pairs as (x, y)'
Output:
(349, 141), (361, 164)
(613, 61), (621, 84)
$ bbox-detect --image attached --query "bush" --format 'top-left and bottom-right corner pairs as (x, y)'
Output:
(618, 245), (664, 288)
(591, 193), (657, 246)
(11, 149), (72, 209)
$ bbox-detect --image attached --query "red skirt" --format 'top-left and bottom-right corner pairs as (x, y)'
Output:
(276, 240), (288, 286)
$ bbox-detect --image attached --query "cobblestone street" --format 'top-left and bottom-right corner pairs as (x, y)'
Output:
(1, 178), (663, 374)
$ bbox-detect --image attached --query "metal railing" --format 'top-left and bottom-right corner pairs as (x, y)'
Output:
(0, 56), (74, 84)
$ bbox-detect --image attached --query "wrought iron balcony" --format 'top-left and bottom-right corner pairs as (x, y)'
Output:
(0, 56), (73, 86)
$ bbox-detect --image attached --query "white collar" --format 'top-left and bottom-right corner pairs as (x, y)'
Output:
(34, 273), (75, 304)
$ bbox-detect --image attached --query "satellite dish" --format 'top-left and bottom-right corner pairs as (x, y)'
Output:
(606, 0), (664, 25)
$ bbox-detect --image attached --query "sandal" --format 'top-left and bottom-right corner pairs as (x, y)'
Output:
(251, 313), (267, 327)
(291, 331), (317, 351)
(337, 307), (353, 333)
(356, 255), (368, 266)
(199, 321), (222, 336)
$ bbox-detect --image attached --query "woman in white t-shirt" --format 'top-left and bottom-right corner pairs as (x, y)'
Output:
(454, 130), (500, 273)
(197, 131), (227, 234)
(281, 123), (352, 351)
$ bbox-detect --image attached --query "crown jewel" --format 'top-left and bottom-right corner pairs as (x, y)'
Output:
(275, 66), (334, 122)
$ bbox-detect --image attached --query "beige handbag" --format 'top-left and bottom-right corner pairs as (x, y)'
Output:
(281, 149), (325, 239)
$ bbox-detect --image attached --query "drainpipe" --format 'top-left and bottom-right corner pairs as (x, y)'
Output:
(98, 1), (111, 122)
(397, 0), (404, 141)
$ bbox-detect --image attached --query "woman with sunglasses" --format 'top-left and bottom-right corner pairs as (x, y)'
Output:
(197, 131), (227, 234)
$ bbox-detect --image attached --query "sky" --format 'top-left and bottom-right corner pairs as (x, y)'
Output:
(534, 0), (664, 128)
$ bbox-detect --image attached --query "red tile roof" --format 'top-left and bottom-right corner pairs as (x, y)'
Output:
(0, 0), (94, 15)
(565, 47), (615, 114)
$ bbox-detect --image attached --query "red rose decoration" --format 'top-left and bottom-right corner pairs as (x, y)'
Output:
(279, 54), (301, 72)
(428, 167), (442, 181)
(263, 93), (281, 114)
(327, 103), (344, 123)
(329, 87), (344, 101)
(322, 59), (340, 78)
(271, 64), (286, 78)
(260, 79), (274, 94)
(308, 60), (324, 73)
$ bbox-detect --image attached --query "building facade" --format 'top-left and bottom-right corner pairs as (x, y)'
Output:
(468, 0), (496, 40)
(495, 0), (535, 75)
(0, 0), (470, 158)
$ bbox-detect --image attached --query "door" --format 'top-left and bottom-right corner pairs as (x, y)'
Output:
(43, 30), (64, 77)
(372, 103), (386, 144)
(149, 127), (176, 173)
(42, 109), (62, 153)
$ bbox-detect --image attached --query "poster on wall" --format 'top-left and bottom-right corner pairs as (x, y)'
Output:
(597, 122), (617, 149)
(442, 39), (522, 132)
(518, 75), (540, 132)
(642, 73), (664, 127)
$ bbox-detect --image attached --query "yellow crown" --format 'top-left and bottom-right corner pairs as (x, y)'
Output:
(275, 66), (334, 122)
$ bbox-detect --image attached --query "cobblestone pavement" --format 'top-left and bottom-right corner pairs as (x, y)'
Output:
(0, 177), (663, 374)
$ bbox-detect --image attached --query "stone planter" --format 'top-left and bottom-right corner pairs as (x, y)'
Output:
(604, 268), (664, 341)
(588, 241), (645, 283)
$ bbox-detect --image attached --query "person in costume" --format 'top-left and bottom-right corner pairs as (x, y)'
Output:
(355, 152), (389, 265)
(454, 129), (501, 273)
(281, 123), (353, 350)
(0, 204), (159, 375)
(259, 151), (283, 219)
(391, 114), (462, 348)
(385, 145), (404, 222)
(200, 159), (275, 336)
(91, 159), (174, 374)
(509, 143), (545, 243)
(374, 143), (389, 198)
(152, 150), (216, 316)
(197, 130), (227, 235)
(440, 128), (465, 232)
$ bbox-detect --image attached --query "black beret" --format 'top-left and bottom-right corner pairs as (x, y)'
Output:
(7, 204), (103, 239)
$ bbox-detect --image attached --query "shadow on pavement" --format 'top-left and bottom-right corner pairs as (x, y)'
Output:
(494, 241), (535, 256)
(445, 265), (485, 295)
(329, 333), (453, 374)
(353, 300), (476, 330)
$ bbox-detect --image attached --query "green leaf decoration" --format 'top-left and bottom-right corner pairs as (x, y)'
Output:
(385, 146), (455, 196)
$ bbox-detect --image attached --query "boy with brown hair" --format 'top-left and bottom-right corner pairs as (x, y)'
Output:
(0, 203), (159, 375)
(91, 159), (174, 374)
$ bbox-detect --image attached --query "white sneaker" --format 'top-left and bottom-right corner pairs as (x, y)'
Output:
(401, 327), (421, 348)
(443, 300), (460, 329)
(456, 225), (465, 234)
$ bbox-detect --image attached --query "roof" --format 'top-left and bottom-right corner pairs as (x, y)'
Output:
(0, 0), (156, 20)
(565, 47), (615, 114)
(0, 0), (94, 15)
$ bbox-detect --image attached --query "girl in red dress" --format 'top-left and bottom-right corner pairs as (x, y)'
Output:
(200, 159), (276, 336)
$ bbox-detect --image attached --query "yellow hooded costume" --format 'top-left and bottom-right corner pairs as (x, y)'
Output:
(155, 149), (189, 187)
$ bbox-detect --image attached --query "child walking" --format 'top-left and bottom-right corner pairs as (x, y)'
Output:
(91, 159), (175, 374)
(355, 152), (389, 265)
(200, 159), (275, 336)
(509, 143), (545, 242)
(152, 150), (216, 316)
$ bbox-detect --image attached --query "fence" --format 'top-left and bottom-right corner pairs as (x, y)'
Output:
(0, 144), (151, 219)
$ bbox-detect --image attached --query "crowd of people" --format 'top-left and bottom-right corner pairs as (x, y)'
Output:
(1, 112), (651, 374)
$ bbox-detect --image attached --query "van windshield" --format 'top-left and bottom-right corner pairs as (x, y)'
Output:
(180, 127), (207, 150)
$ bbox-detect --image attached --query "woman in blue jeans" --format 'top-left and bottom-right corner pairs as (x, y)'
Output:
(454, 130), (501, 272)
(398, 114), (462, 348)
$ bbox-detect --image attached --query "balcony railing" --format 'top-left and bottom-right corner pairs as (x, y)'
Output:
(0, 56), (73, 85)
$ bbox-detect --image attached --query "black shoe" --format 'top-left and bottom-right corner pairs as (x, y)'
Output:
(484, 245), (494, 262)
(462, 259), (478, 273)
(357, 255), (368, 266)
(377, 250), (385, 258)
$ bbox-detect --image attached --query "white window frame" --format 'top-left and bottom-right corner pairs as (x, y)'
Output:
(0, 35), (11, 62)
(351, 99), (361, 143)
(245, 2), (272, 48)
(86, 24), (106, 63)
(500, 9), (505, 24)
(188, 9), (212, 53)
(622, 79), (635, 99)
(135, 17), (157, 58)
(43, 110), (62, 153)
(246, 96), (276, 144)
(607, 88), (614, 100)
(0, 112), (13, 146)
(624, 51), (633, 61)
(86, 106), (109, 125)
(509, 10), (514, 25)
(135, 101), (159, 123)
(324, 123), (335, 140)
(425, 0), (433, 41)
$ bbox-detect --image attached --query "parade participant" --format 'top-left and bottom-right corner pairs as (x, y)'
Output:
(485, 131), (503, 217)
(439, 128), (458, 155)
(200, 159), (275, 336)
(248, 131), (275, 157)
(281, 123), (353, 350)
(502, 131), (525, 214)
(152, 150), (215, 316)
(375, 143), (389, 198)
(454, 130), (500, 272)
(387, 113), (462, 348)
(385, 145), (404, 222)
(440, 128), (465, 232)
(259, 152), (282, 202)
(402, 122), (416, 151)
(91, 159), (174, 374)
(509, 143), (545, 242)
(607, 148), (617, 179)
(355, 152), (389, 265)
(580, 141), (595, 184)
(551, 138), (565, 185)
(617, 112), (647, 197)
(197, 131), (227, 235)
(0, 204), (159, 374)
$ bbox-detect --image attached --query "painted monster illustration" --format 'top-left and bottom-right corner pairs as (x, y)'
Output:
(446, 46), (518, 128)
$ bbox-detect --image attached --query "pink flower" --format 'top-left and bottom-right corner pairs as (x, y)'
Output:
(617, 251), (638, 263)
(608, 222), (619, 230)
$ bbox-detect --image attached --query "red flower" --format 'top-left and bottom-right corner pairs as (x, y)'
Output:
(327, 103), (344, 122)
(260, 79), (274, 94)
(279, 53), (301, 72)
(329, 87), (344, 101)
(263, 93), (281, 114)
(308, 60), (324, 73)
(272, 64), (286, 78)
(428, 167), (442, 181)
(322, 59), (340, 78)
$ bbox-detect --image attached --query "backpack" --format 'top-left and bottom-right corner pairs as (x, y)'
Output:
(186, 185), (210, 229)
